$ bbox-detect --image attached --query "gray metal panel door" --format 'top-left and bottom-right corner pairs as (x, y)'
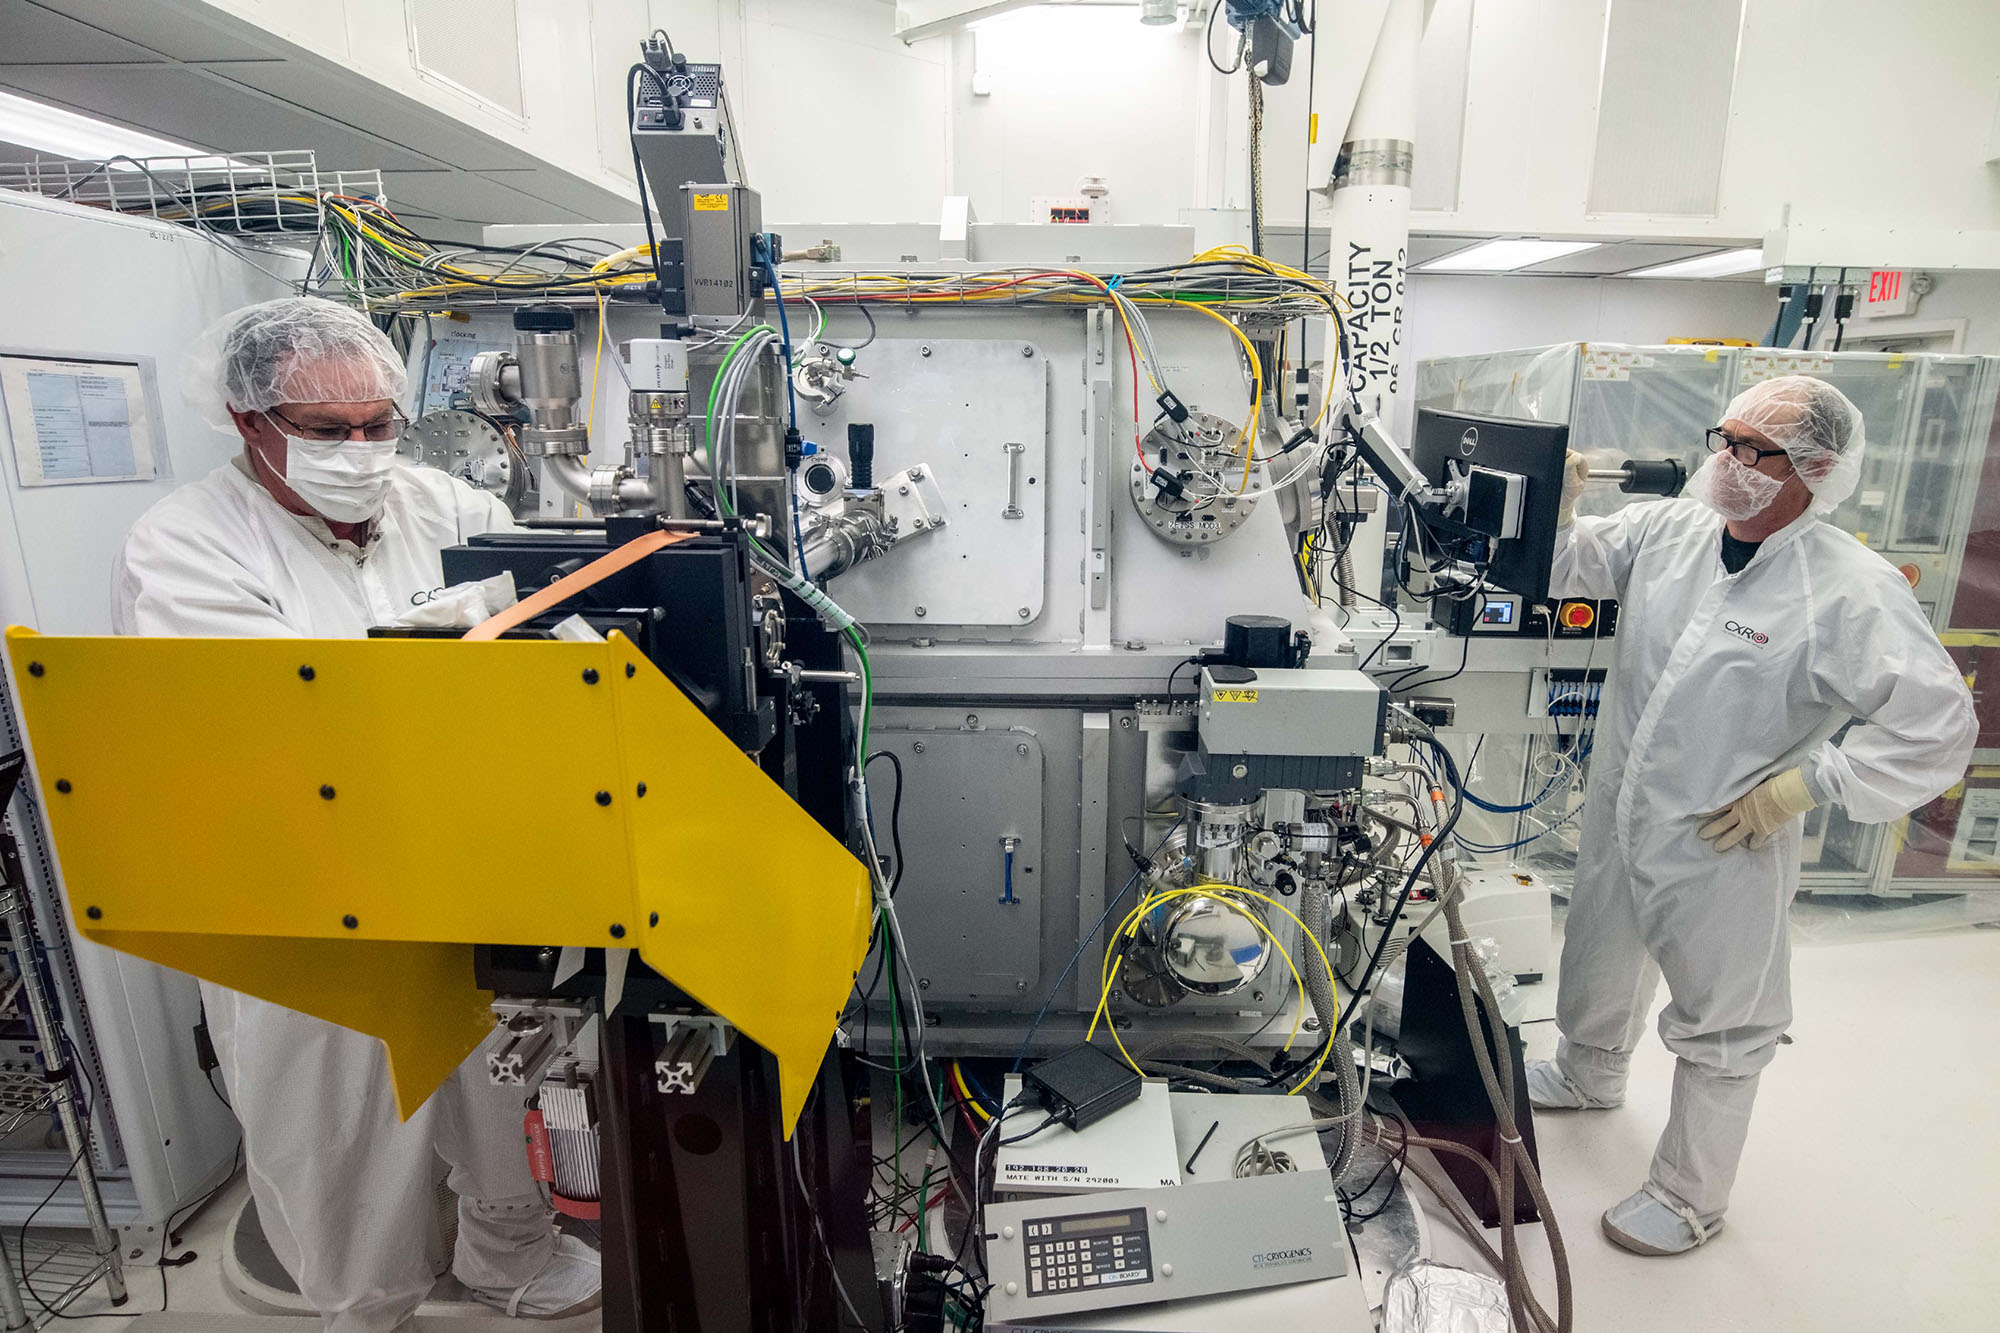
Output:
(872, 727), (1045, 1002)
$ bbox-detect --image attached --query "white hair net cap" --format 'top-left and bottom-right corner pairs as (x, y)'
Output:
(1720, 374), (1866, 513)
(184, 296), (407, 431)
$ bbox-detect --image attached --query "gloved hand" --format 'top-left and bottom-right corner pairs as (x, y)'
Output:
(1558, 450), (1590, 526)
(1698, 768), (1817, 852)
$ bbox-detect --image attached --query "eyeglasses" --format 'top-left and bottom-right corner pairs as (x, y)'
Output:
(266, 406), (409, 444)
(1704, 427), (1791, 471)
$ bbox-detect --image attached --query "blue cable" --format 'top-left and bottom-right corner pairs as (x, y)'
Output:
(790, 452), (813, 585)
(958, 1063), (1002, 1114)
(760, 259), (800, 428)
(1001, 847), (1016, 905)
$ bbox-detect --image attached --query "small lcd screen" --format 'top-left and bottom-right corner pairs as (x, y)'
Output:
(1480, 601), (1516, 625)
(1059, 1211), (1138, 1237)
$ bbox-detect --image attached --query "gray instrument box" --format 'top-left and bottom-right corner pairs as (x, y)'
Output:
(983, 1170), (1346, 1322)
(681, 183), (763, 319)
(1197, 666), (1384, 759)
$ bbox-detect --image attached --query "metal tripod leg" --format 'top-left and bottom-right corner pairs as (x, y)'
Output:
(0, 885), (126, 1311)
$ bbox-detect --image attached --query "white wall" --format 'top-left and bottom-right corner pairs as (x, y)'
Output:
(651, 0), (951, 222)
(1402, 0), (2000, 266)
(179, 0), (2000, 266)
(1842, 271), (2000, 355)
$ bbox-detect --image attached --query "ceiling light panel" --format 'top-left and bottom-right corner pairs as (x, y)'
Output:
(1627, 246), (1765, 279)
(0, 87), (209, 164)
(1416, 239), (1603, 272)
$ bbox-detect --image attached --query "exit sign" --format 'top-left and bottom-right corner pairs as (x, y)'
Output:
(1857, 269), (1915, 318)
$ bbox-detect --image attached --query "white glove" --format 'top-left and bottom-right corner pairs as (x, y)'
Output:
(393, 572), (518, 629)
(1557, 451), (1590, 526)
(1697, 769), (1816, 852)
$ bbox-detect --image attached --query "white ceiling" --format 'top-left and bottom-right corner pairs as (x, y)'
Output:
(0, 0), (633, 228)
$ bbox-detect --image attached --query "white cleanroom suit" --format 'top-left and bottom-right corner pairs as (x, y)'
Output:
(1539, 494), (1976, 1242)
(109, 296), (596, 1332)
(111, 461), (602, 1332)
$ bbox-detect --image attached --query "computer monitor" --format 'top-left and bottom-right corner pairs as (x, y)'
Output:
(1409, 408), (1571, 604)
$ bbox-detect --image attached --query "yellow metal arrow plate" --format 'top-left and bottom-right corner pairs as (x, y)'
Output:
(5, 627), (872, 1131)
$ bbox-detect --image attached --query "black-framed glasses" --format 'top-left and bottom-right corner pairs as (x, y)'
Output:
(1704, 427), (1790, 471)
(266, 406), (408, 444)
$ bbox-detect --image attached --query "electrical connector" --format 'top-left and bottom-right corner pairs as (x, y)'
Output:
(1156, 390), (1191, 424)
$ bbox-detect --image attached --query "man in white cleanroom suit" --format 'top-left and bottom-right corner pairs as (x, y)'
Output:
(111, 298), (599, 1329)
(1525, 374), (1976, 1256)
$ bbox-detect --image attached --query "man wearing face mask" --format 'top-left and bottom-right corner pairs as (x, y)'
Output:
(1524, 374), (1974, 1257)
(111, 298), (599, 1330)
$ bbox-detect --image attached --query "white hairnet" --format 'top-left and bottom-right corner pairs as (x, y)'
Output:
(184, 297), (407, 430)
(1719, 374), (1865, 513)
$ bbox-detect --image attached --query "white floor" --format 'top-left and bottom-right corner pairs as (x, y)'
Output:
(32, 918), (2000, 1331)
(1435, 916), (2000, 1332)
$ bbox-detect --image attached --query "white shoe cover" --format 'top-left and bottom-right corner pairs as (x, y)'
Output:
(1601, 1185), (1721, 1257)
(470, 1232), (602, 1319)
(1525, 1058), (1621, 1110)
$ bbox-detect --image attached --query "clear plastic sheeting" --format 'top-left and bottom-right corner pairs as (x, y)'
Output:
(1791, 892), (2000, 945)
(1381, 1258), (1512, 1333)
(1417, 342), (2000, 901)
(1413, 343), (1577, 429)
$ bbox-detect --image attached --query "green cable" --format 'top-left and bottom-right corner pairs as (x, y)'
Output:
(845, 627), (872, 756)
(701, 324), (777, 515)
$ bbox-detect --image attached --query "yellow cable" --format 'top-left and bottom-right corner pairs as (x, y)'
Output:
(951, 1062), (993, 1123)
(1095, 888), (1303, 1053)
(1141, 300), (1263, 491)
(590, 242), (653, 274)
(1094, 889), (1302, 1081)
(1090, 882), (1339, 1094)
(587, 288), (607, 442)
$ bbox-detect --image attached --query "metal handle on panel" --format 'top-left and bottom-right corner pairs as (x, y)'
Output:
(1002, 442), (1026, 519)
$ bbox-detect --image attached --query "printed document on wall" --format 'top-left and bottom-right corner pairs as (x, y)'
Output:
(0, 355), (160, 486)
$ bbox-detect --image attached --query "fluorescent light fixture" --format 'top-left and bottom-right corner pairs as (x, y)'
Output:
(1140, 0), (1180, 22)
(1417, 239), (1602, 272)
(0, 87), (212, 165)
(1628, 246), (1765, 279)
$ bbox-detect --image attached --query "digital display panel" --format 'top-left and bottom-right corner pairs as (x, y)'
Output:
(1058, 1211), (1138, 1236)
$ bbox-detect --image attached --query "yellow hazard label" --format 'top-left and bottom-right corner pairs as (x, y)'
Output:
(692, 192), (730, 212)
(1212, 689), (1259, 703)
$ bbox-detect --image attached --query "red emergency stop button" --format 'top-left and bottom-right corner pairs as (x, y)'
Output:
(1559, 601), (1595, 630)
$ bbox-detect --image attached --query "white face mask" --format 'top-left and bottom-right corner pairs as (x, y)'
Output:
(1689, 451), (1787, 522)
(280, 434), (399, 524)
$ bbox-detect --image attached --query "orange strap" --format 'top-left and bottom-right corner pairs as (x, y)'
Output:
(462, 528), (694, 641)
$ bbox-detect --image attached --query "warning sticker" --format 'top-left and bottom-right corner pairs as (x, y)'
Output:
(691, 192), (730, 212)
(1212, 689), (1259, 703)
